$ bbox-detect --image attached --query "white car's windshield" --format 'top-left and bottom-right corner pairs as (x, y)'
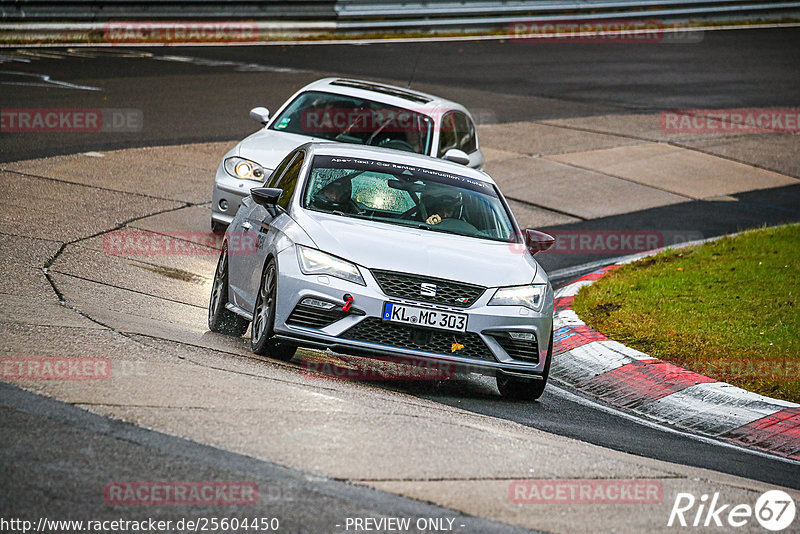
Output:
(269, 91), (434, 156)
(303, 155), (517, 243)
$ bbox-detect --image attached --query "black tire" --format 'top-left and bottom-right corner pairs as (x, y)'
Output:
(496, 330), (553, 401)
(251, 259), (297, 360)
(208, 245), (249, 336)
(211, 220), (227, 235)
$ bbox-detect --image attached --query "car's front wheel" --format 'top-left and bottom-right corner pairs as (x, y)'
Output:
(208, 245), (249, 336)
(251, 259), (297, 360)
(496, 330), (553, 401)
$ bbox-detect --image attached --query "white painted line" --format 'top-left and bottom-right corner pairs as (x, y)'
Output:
(0, 70), (101, 91)
(553, 309), (584, 328)
(556, 279), (593, 298)
(548, 382), (800, 467)
(634, 382), (799, 437)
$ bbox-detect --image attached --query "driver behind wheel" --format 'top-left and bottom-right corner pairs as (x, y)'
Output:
(421, 187), (462, 226)
(312, 179), (358, 213)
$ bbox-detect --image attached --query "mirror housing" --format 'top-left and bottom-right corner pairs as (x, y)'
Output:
(442, 148), (470, 166)
(524, 229), (555, 255)
(250, 107), (270, 125)
(250, 187), (282, 208)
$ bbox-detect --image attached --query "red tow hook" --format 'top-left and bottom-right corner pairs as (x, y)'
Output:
(342, 294), (354, 312)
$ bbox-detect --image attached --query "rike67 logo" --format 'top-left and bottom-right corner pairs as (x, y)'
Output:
(668, 490), (796, 531)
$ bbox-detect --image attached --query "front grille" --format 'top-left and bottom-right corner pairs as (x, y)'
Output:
(287, 303), (352, 329)
(342, 318), (496, 361)
(371, 269), (486, 308)
(489, 333), (539, 364)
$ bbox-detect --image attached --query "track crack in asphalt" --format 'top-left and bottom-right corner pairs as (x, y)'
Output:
(0, 167), (193, 204)
(49, 270), (208, 309)
(534, 119), (800, 180)
(541, 158), (697, 201)
(503, 194), (587, 221)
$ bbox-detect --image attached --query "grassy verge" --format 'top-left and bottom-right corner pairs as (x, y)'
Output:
(572, 224), (800, 403)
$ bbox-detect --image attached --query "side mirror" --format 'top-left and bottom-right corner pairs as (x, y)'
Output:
(250, 187), (282, 208)
(524, 229), (555, 255)
(250, 107), (270, 125)
(442, 148), (470, 166)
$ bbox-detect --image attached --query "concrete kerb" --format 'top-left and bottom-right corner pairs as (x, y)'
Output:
(549, 232), (800, 461)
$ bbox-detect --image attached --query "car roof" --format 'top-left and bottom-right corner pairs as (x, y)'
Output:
(301, 142), (496, 185)
(298, 77), (461, 112)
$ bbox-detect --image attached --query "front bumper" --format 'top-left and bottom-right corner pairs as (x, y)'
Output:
(273, 247), (554, 378)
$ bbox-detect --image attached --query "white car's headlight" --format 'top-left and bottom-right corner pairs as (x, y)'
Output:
(296, 246), (365, 286)
(489, 284), (547, 312)
(224, 157), (267, 181)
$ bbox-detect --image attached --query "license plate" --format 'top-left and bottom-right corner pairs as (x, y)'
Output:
(382, 302), (467, 333)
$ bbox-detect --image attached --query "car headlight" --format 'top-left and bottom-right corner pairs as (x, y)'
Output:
(488, 284), (546, 312)
(296, 246), (365, 286)
(224, 157), (267, 181)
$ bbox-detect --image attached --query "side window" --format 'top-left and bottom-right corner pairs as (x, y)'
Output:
(438, 112), (458, 157)
(265, 151), (297, 188)
(276, 151), (305, 210)
(455, 112), (477, 154)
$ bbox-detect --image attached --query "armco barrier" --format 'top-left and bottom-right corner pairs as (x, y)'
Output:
(2, 0), (799, 32)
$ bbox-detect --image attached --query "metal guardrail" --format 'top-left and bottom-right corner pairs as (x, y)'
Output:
(0, 1), (337, 21)
(1, 0), (799, 32)
(336, 0), (800, 29)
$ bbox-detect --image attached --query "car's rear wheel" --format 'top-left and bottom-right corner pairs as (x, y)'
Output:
(251, 259), (296, 360)
(208, 245), (249, 336)
(496, 330), (553, 401)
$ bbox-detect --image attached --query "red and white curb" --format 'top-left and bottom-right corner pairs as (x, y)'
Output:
(551, 260), (800, 461)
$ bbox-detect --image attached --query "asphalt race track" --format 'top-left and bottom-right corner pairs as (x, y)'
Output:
(2, 26), (800, 533)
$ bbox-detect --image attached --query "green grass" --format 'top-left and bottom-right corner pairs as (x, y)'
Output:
(572, 224), (800, 403)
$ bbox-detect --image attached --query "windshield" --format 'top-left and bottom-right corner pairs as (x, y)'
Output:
(303, 155), (518, 243)
(269, 91), (434, 156)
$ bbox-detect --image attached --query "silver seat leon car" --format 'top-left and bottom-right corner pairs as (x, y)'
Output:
(208, 142), (555, 400)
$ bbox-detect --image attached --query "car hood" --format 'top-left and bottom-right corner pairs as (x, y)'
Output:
(237, 129), (319, 170)
(296, 211), (539, 288)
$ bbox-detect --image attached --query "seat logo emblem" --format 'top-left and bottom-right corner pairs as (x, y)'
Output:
(420, 283), (437, 297)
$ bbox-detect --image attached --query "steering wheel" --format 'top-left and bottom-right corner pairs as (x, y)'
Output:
(436, 217), (479, 234)
(375, 138), (415, 153)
